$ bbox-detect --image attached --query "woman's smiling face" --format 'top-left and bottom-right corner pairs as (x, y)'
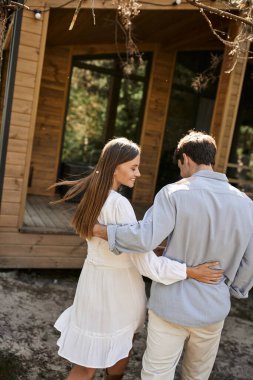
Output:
(112, 154), (141, 190)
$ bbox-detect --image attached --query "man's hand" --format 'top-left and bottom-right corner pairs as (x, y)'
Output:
(93, 223), (108, 240)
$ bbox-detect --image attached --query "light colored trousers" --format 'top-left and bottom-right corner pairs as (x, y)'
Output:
(141, 310), (224, 380)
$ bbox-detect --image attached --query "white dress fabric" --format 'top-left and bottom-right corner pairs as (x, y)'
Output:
(54, 190), (186, 368)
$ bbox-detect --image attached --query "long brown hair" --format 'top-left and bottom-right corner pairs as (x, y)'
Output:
(52, 137), (140, 239)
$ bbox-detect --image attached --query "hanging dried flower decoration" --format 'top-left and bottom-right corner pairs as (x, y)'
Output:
(186, 0), (253, 73)
(115, 0), (141, 30)
(68, 0), (142, 75)
(115, 0), (143, 75)
(191, 53), (223, 92)
(184, 0), (253, 91)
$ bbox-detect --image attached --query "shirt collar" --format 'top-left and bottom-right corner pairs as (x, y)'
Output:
(191, 170), (228, 182)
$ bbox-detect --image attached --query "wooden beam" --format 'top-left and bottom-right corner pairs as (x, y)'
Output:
(0, 256), (85, 268)
(17, 7), (50, 227)
(26, 0), (226, 11)
(0, 231), (83, 245)
(0, 245), (85, 257)
(3, 18), (14, 51)
(132, 45), (176, 204)
(210, 22), (250, 173)
(71, 43), (157, 56)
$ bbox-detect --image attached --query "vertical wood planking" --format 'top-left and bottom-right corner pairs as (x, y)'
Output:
(28, 46), (72, 196)
(210, 22), (249, 173)
(0, 3), (49, 228)
(132, 46), (176, 204)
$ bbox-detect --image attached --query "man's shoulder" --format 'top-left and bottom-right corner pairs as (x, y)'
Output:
(160, 178), (191, 196)
(227, 184), (253, 204)
(161, 176), (252, 203)
(227, 182), (247, 195)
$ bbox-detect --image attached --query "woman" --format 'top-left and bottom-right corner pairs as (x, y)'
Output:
(53, 137), (223, 380)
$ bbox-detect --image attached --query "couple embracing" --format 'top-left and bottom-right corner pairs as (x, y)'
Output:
(54, 131), (253, 380)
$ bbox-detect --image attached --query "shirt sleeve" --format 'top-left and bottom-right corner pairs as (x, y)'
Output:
(108, 186), (176, 254)
(229, 232), (253, 299)
(114, 195), (186, 285)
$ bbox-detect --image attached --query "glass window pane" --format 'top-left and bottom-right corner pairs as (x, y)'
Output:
(59, 54), (151, 198)
(62, 66), (110, 166)
(156, 51), (221, 191)
(114, 78), (146, 141)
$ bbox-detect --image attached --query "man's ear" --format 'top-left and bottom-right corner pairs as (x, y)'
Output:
(182, 153), (189, 165)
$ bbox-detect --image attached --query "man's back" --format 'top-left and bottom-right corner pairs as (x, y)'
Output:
(149, 170), (253, 326)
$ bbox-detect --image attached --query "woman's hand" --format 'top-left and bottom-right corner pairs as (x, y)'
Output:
(153, 246), (165, 257)
(186, 261), (224, 284)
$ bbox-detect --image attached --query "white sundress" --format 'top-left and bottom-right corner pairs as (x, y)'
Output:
(54, 190), (186, 368)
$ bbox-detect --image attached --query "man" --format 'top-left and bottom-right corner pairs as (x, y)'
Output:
(94, 131), (253, 380)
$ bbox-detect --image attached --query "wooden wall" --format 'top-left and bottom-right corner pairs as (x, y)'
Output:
(0, 4), (49, 230)
(0, 3), (85, 268)
(132, 49), (176, 204)
(29, 46), (71, 195)
(29, 43), (161, 200)
(210, 22), (250, 172)
(0, 232), (85, 268)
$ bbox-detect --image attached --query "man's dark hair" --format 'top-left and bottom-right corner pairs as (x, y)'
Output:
(173, 131), (217, 166)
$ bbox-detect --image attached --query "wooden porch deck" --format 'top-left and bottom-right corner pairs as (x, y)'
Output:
(21, 195), (76, 234)
(21, 195), (149, 234)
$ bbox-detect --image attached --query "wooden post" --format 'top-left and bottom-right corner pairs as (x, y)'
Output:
(132, 46), (176, 204)
(210, 22), (250, 173)
(0, 1), (49, 229)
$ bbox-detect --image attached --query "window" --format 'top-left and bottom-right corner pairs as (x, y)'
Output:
(156, 51), (221, 192)
(60, 54), (151, 174)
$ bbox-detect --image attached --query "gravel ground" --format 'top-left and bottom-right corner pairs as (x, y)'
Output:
(0, 269), (252, 380)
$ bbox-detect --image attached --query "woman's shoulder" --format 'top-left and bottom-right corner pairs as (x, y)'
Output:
(107, 189), (138, 211)
(107, 190), (131, 206)
(99, 190), (134, 224)
(108, 189), (121, 199)
(103, 190), (128, 210)
(100, 190), (125, 212)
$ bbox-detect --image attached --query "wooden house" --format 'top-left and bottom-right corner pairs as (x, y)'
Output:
(0, 0), (252, 268)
